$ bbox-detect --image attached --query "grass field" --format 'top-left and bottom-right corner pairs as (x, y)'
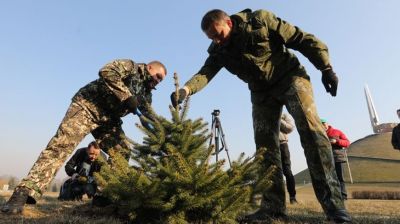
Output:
(1, 183), (400, 223)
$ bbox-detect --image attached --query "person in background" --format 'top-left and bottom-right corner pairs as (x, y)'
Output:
(279, 113), (297, 204)
(391, 109), (400, 150)
(321, 119), (350, 200)
(58, 141), (103, 201)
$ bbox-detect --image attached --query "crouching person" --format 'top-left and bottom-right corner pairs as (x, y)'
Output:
(59, 141), (103, 201)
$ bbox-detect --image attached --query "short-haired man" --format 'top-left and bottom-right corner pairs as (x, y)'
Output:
(2, 59), (167, 214)
(171, 9), (350, 223)
(391, 109), (400, 150)
(59, 141), (103, 200)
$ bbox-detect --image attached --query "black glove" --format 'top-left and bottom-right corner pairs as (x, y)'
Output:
(124, 96), (139, 113)
(321, 68), (338, 97)
(170, 88), (187, 107)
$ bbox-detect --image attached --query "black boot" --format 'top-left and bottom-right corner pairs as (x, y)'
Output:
(1, 187), (33, 214)
(327, 209), (352, 223)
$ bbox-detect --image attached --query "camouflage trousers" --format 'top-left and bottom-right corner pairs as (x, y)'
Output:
(252, 76), (344, 214)
(17, 102), (132, 201)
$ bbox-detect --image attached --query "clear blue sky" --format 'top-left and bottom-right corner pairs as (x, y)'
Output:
(0, 1), (398, 180)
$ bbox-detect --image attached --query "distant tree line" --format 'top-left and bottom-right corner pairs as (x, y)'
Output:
(352, 190), (400, 200)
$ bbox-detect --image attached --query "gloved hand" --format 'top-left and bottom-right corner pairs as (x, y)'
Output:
(321, 67), (338, 97)
(71, 173), (79, 180)
(77, 176), (88, 184)
(170, 88), (188, 107)
(124, 96), (139, 113)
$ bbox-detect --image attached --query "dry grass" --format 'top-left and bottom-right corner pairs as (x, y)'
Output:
(0, 192), (122, 224)
(1, 183), (400, 223)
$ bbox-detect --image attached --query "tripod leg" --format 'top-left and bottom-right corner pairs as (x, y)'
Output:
(209, 116), (220, 163)
(209, 118), (216, 149)
(215, 127), (220, 163)
(216, 118), (232, 167)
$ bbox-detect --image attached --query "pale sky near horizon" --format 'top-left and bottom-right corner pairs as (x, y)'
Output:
(0, 1), (399, 181)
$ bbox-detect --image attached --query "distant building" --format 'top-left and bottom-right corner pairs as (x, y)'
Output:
(0, 179), (8, 191)
(2, 184), (9, 191)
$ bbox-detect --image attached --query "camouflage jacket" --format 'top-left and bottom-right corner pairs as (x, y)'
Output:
(185, 9), (331, 95)
(72, 59), (153, 122)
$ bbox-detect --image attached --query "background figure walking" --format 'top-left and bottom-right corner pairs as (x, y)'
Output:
(279, 113), (297, 204)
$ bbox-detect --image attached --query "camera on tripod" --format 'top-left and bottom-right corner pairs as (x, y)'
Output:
(212, 109), (220, 116)
(209, 109), (231, 167)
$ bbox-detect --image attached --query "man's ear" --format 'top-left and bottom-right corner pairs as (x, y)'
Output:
(226, 18), (233, 28)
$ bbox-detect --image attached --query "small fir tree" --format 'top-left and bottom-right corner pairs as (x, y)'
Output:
(95, 73), (269, 223)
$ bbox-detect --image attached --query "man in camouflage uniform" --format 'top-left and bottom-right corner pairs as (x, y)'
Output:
(171, 9), (351, 223)
(1, 59), (167, 214)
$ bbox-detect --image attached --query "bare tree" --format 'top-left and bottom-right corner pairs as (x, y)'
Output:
(8, 177), (18, 190)
(51, 183), (58, 192)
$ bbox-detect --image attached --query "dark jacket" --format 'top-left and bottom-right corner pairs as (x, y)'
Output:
(392, 124), (400, 150)
(65, 147), (102, 177)
(185, 9), (330, 96)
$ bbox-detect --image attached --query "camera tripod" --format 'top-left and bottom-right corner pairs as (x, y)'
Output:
(209, 109), (232, 167)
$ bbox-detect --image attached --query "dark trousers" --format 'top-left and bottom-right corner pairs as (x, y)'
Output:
(334, 162), (347, 199)
(280, 143), (296, 198)
(59, 178), (97, 201)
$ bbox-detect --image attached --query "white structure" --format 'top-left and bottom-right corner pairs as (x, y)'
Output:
(364, 85), (397, 134)
(2, 184), (9, 191)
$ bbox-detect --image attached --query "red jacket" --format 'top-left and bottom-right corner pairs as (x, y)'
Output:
(326, 126), (350, 149)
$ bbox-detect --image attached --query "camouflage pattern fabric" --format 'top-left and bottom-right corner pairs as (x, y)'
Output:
(91, 120), (132, 160)
(73, 59), (153, 119)
(184, 9), (329, 95)
(18, 102), (98, 200)
(17, 59), (152, 201)
(182, 8), (344, 215)
(252, 76), (344, 214)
